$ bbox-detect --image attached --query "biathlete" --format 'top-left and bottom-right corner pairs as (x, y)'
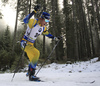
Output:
(21, 5), (61, 81)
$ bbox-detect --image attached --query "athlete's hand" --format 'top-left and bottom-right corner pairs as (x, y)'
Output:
(21, 40), (27, 50)
(34, 4), (41, 11)
(54, 37), (59, 41)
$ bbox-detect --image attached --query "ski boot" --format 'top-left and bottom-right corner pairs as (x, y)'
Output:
(29, 68), (40, 81)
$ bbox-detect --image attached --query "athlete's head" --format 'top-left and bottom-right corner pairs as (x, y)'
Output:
(39, 12), (50, 26)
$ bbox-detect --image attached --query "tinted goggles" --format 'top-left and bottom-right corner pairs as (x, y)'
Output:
(45, 19), (50, 22)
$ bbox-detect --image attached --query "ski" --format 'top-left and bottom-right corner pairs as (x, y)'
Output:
(29, 77), (44, 82)
(28, 75), (44, 82)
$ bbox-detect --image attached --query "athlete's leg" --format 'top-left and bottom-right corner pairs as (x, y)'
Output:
(24, 44), (40, 80)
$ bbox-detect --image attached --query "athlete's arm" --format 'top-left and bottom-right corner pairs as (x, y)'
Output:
(23, 11), (36, 24)
(42, 27), (55, 39)
(23, 5), (40, 24)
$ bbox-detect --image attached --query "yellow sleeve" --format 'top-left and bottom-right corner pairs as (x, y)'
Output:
(42, 26), (49, 35)
(28, 19), (37, 29)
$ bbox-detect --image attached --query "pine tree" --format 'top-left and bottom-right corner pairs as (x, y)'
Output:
(0, 26), (12, 71)
(4, 26), (12, 51)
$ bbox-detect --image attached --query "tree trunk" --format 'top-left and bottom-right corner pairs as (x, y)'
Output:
(43, 0), (46, 56)
(91, 0), (100, 56)
(95, 0), (100, 30)
(12, 0), (19, 54)
(72, 0), (79, 60)
(51, 0), (56, 59)
(86, 0), (95, 57)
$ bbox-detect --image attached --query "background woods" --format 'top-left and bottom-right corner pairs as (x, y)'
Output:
(0, 0), (100, 71)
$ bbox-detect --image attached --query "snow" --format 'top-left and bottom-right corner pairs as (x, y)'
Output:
(0, 57), (100, 86)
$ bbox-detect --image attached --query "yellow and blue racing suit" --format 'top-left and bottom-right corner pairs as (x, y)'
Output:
(21, 14), (54, 69)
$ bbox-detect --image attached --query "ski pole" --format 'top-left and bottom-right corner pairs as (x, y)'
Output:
(35, 38), (63, 76)
(11, 51), (25, 82)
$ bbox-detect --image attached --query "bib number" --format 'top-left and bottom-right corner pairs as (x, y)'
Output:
(34, 33), (40, 37)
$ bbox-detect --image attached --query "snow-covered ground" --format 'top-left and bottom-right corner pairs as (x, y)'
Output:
(0, 58), (100, 86)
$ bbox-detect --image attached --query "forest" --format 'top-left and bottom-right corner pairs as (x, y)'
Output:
(0, 0), (100, 72)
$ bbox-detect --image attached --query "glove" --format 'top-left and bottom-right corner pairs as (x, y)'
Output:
(20, 40), (27, 50)
(34, 4), (41, 11)
(54, 37), (59, 41)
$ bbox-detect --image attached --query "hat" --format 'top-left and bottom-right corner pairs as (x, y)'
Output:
(41, 12), (50, 19)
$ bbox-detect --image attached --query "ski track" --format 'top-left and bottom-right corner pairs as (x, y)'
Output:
(0, 58), (100, 86)
(0, 72), (100, 86)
